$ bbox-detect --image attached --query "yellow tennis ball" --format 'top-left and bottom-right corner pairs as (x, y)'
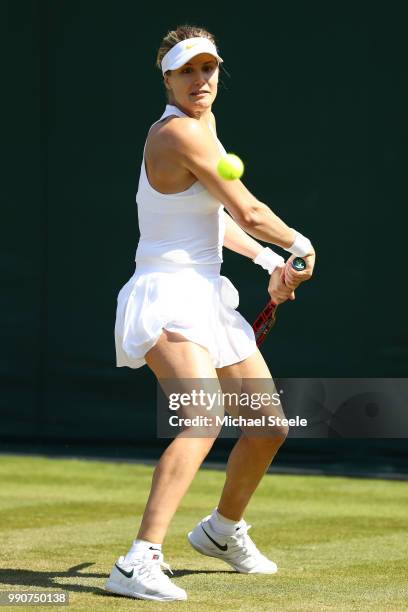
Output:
(217, 153), (244, 180)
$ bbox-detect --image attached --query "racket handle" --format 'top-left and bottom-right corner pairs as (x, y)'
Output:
(279, 257), (306, 290)
(253, 257), (307, 347)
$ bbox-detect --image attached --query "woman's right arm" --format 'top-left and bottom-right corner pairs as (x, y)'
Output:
(165, 118), (314, 261)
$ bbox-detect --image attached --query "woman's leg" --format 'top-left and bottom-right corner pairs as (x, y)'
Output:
(137, 330), (221, 544)
(186, 349), (284, 574)
(215, 349), (289, 521)
(106, 330), (221, 602)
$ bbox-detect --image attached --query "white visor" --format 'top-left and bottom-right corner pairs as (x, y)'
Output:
(161, 37), (223, 75)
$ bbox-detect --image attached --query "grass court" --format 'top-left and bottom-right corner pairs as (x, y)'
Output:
(0, 455), (407, 610)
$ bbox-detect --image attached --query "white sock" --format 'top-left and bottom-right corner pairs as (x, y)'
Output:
(123, 539), (162, 563)
(208, 508), (244, 536)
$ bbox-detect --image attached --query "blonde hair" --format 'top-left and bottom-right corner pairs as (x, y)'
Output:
(156, 25), (217, 72)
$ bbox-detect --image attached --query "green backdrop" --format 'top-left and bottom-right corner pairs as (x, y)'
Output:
(1, 1), (407, 472)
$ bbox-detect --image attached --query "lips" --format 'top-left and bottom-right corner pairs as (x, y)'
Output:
(191, 91), (209, 96)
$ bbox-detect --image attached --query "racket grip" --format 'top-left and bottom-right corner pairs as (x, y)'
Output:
(280, 257), (306, 287)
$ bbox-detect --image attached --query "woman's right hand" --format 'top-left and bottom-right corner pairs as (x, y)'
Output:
(283, 251), (316, 290)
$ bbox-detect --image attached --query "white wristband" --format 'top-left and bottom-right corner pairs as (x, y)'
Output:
(287, 230), (313, 257)
(253, 247), (285, 275)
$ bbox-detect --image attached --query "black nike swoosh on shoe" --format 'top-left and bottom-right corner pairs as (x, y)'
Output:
(201, 525), (228, 551)
(115, 563), (133, 578)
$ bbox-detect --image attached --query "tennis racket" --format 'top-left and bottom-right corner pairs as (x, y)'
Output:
(253, 257), (306, 347)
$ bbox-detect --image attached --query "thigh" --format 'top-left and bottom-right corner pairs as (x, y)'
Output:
(146, 329), (218, 379)
(146, 330), (223, 437)
(216, 349), (286, 436)
(216, 347), (272, 380)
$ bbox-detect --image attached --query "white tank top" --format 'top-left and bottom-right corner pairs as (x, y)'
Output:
(135, 104), (227, 265)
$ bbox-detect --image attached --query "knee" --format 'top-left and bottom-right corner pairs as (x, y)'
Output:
(265, 412), (290, 446)
(272, 420), (290, 448)
(201, 434), (218, 454)
(245, 423), (289, 451)
(178, 432), (218, 457)
(272, 422), (290, 444)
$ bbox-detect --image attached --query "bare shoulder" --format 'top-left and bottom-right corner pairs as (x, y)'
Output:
(153, 116), (215, 156)
(162, 116), (207, 142)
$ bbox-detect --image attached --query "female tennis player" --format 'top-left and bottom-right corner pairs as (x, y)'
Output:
(106, 25), (315, 601)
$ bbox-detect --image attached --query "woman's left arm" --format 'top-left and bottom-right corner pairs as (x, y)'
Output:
(223, 211), (264, 259)
(224, 210), (296, 303)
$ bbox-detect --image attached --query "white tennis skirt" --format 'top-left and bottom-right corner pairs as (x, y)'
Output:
(114, 261), (257, 369)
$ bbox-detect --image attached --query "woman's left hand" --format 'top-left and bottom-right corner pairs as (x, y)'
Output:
(268, 266), (296, 304)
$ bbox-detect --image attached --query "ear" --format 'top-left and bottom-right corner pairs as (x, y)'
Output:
(163, 72), (172, 91)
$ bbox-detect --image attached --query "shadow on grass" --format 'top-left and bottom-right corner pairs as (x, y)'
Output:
(0, 563), (233, 596)
(171, 569), (233, 578)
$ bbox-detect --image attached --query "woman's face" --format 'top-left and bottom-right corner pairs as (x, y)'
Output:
(164, 53), (219, 113)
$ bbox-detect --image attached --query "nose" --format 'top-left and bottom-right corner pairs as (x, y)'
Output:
(193, 71), (206, 83)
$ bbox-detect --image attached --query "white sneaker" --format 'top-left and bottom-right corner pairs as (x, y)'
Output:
(105, 547), (187, 601)
(188, 515), (278, 574)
